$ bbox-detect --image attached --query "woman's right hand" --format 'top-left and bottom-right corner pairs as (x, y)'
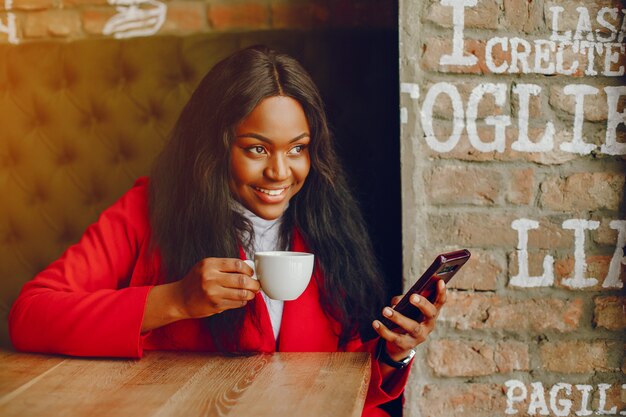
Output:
(175, 258), (260, 319)
(141, 258), (260, 332)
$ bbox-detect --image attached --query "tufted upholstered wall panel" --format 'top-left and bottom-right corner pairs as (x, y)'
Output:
(0, 29), (402, 349)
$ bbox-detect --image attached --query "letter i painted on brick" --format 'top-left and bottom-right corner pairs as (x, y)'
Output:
(510, 219), (554, 287)
(439, 0), (478, 66)
(562, 219), (600, 289)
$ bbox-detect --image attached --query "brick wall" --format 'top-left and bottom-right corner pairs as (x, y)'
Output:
(401, 0), (625, 416)
(0, 0), (394, 44)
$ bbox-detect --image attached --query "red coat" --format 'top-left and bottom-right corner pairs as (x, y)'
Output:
(9, 178), (410, 417)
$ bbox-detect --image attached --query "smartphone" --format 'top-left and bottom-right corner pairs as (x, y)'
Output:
(380, 249), (471, 328)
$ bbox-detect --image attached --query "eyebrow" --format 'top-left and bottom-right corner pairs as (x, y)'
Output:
(236, 132), (310, 144)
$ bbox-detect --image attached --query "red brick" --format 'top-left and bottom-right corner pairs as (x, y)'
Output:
(63, 0), (108, 5)
(418, 124), (582, 165)
(162, 1), (207, 33)
(539, 172), (625, 211)
(506, 168), (535, 205)
(440, 292), (584, 332)
(208, 3), (269, 31)
(424, 166), (502, 206)
(538, 340), (619, 373)
(594, 296), (626, 330)
(411, 383), (508, 417)
(424, 0), (499, 30)
(509, 249), (558, 280)
(422, 38), (488, 74)
(427, 339), (529, 377)
(555, 256), (625, 290)
(23, 10), (81, 38)
(549, 85), (620, 122)
(503, 0), (544, 33)
(593, 218), (625, 246)
(270, 2), (330, 30)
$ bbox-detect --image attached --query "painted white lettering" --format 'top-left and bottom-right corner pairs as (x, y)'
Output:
(597, 384), (617, 415)
(421, 82), (464, 152)
(509, 37), (532, 73)
(439, 0), (478, 66)
(603, 42), (625, 76)
(103, 0), (166, 39)
(596, 7), (619, 42)
(603, 220), (626, 289)
(529, 381), (550, 416)
(511, 84), (555, 152)
(510, 219), (554, 288)
(560, 84), (598, 155)
(562, 219), (600, 289)
(534, 40), (556, 74)
(486, 37), (509, 73)
(466, 83), (510, 152)
(575, 384), (594, 416)
(601, 86), (626, 155)
(505, 379), (528, 415)
(550, 7), (572, 42)
(550, 383), (573, 417)
(577, 40), (603, 76)
(574, 7), (595, 41)
(618, 11), (626, 43)
(400, 83), (420, 125)
(556, 41), (579, 75)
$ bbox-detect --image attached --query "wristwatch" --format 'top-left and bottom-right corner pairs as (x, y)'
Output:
(376, 339), (416, 369)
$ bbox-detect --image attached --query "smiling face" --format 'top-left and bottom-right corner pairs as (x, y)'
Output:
(229, 96), (311, 220)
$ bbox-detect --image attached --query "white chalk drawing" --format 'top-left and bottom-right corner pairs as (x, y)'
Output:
(412, 81), (625, 155)
(505, 381), (625, 416)
(438, 2), (626, 76)
(103, 0), (166, 39)
(561, 219), (600, 289)
(0, 0), (18, 44)
(509, 219), (555, 288)
(510, 218), (625, 289)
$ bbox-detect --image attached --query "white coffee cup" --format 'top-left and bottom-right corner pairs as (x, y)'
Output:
(244, 251), (314, 300)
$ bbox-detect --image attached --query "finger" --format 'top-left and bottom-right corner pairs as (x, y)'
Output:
(380, 306), (429, 343)
(372, 320), (416, 351)
(220, 273), (261, 292)
(433, 279), (447, 308)
(409, 293), (438, 321)
(212, 258), (255, 276)
(390, 295), (403, 307)
(221, 287), (258, 302)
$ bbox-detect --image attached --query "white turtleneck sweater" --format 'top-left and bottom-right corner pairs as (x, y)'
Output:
(233, 202), (285, 341)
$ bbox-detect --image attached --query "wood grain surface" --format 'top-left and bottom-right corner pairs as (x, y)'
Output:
(0, 350), (371, 417)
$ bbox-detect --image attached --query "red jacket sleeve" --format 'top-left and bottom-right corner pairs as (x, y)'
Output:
(346, 337), (411, 415)
(8, 178), (153, 358)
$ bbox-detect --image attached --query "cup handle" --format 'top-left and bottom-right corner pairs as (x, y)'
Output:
(243, 260), (257, 280)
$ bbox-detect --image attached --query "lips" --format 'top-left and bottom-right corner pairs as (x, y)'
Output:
(252, 185), (290, 203)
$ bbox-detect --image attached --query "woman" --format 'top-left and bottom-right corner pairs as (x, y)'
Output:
(9, 46), (447, 417)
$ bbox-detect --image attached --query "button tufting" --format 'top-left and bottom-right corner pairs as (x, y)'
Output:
(56, 144), (77, 166)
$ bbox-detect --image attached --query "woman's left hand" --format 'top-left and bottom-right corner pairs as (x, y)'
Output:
(372, 279), (447, 362)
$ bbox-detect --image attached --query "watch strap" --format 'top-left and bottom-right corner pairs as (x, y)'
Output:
(376, 339), (416, 369)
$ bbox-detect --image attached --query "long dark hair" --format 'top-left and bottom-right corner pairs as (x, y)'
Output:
(149, 45), (386, 350)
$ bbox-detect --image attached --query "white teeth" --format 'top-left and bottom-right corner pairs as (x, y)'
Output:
(255, 187), (285, 196)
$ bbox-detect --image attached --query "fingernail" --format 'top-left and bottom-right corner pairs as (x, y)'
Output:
(383, 307), (393, 317)
(373, 321), (380, 329)
(412, 294), (420, 304)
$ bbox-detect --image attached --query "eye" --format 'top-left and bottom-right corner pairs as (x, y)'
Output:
(288, 144), (306, 155)
(247, 145), (267, 155)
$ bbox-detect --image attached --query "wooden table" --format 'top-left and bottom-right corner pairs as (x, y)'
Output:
(0, 350), (371, 417)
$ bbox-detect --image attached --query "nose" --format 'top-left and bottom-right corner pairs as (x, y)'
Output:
(264, 154), (290, 181)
